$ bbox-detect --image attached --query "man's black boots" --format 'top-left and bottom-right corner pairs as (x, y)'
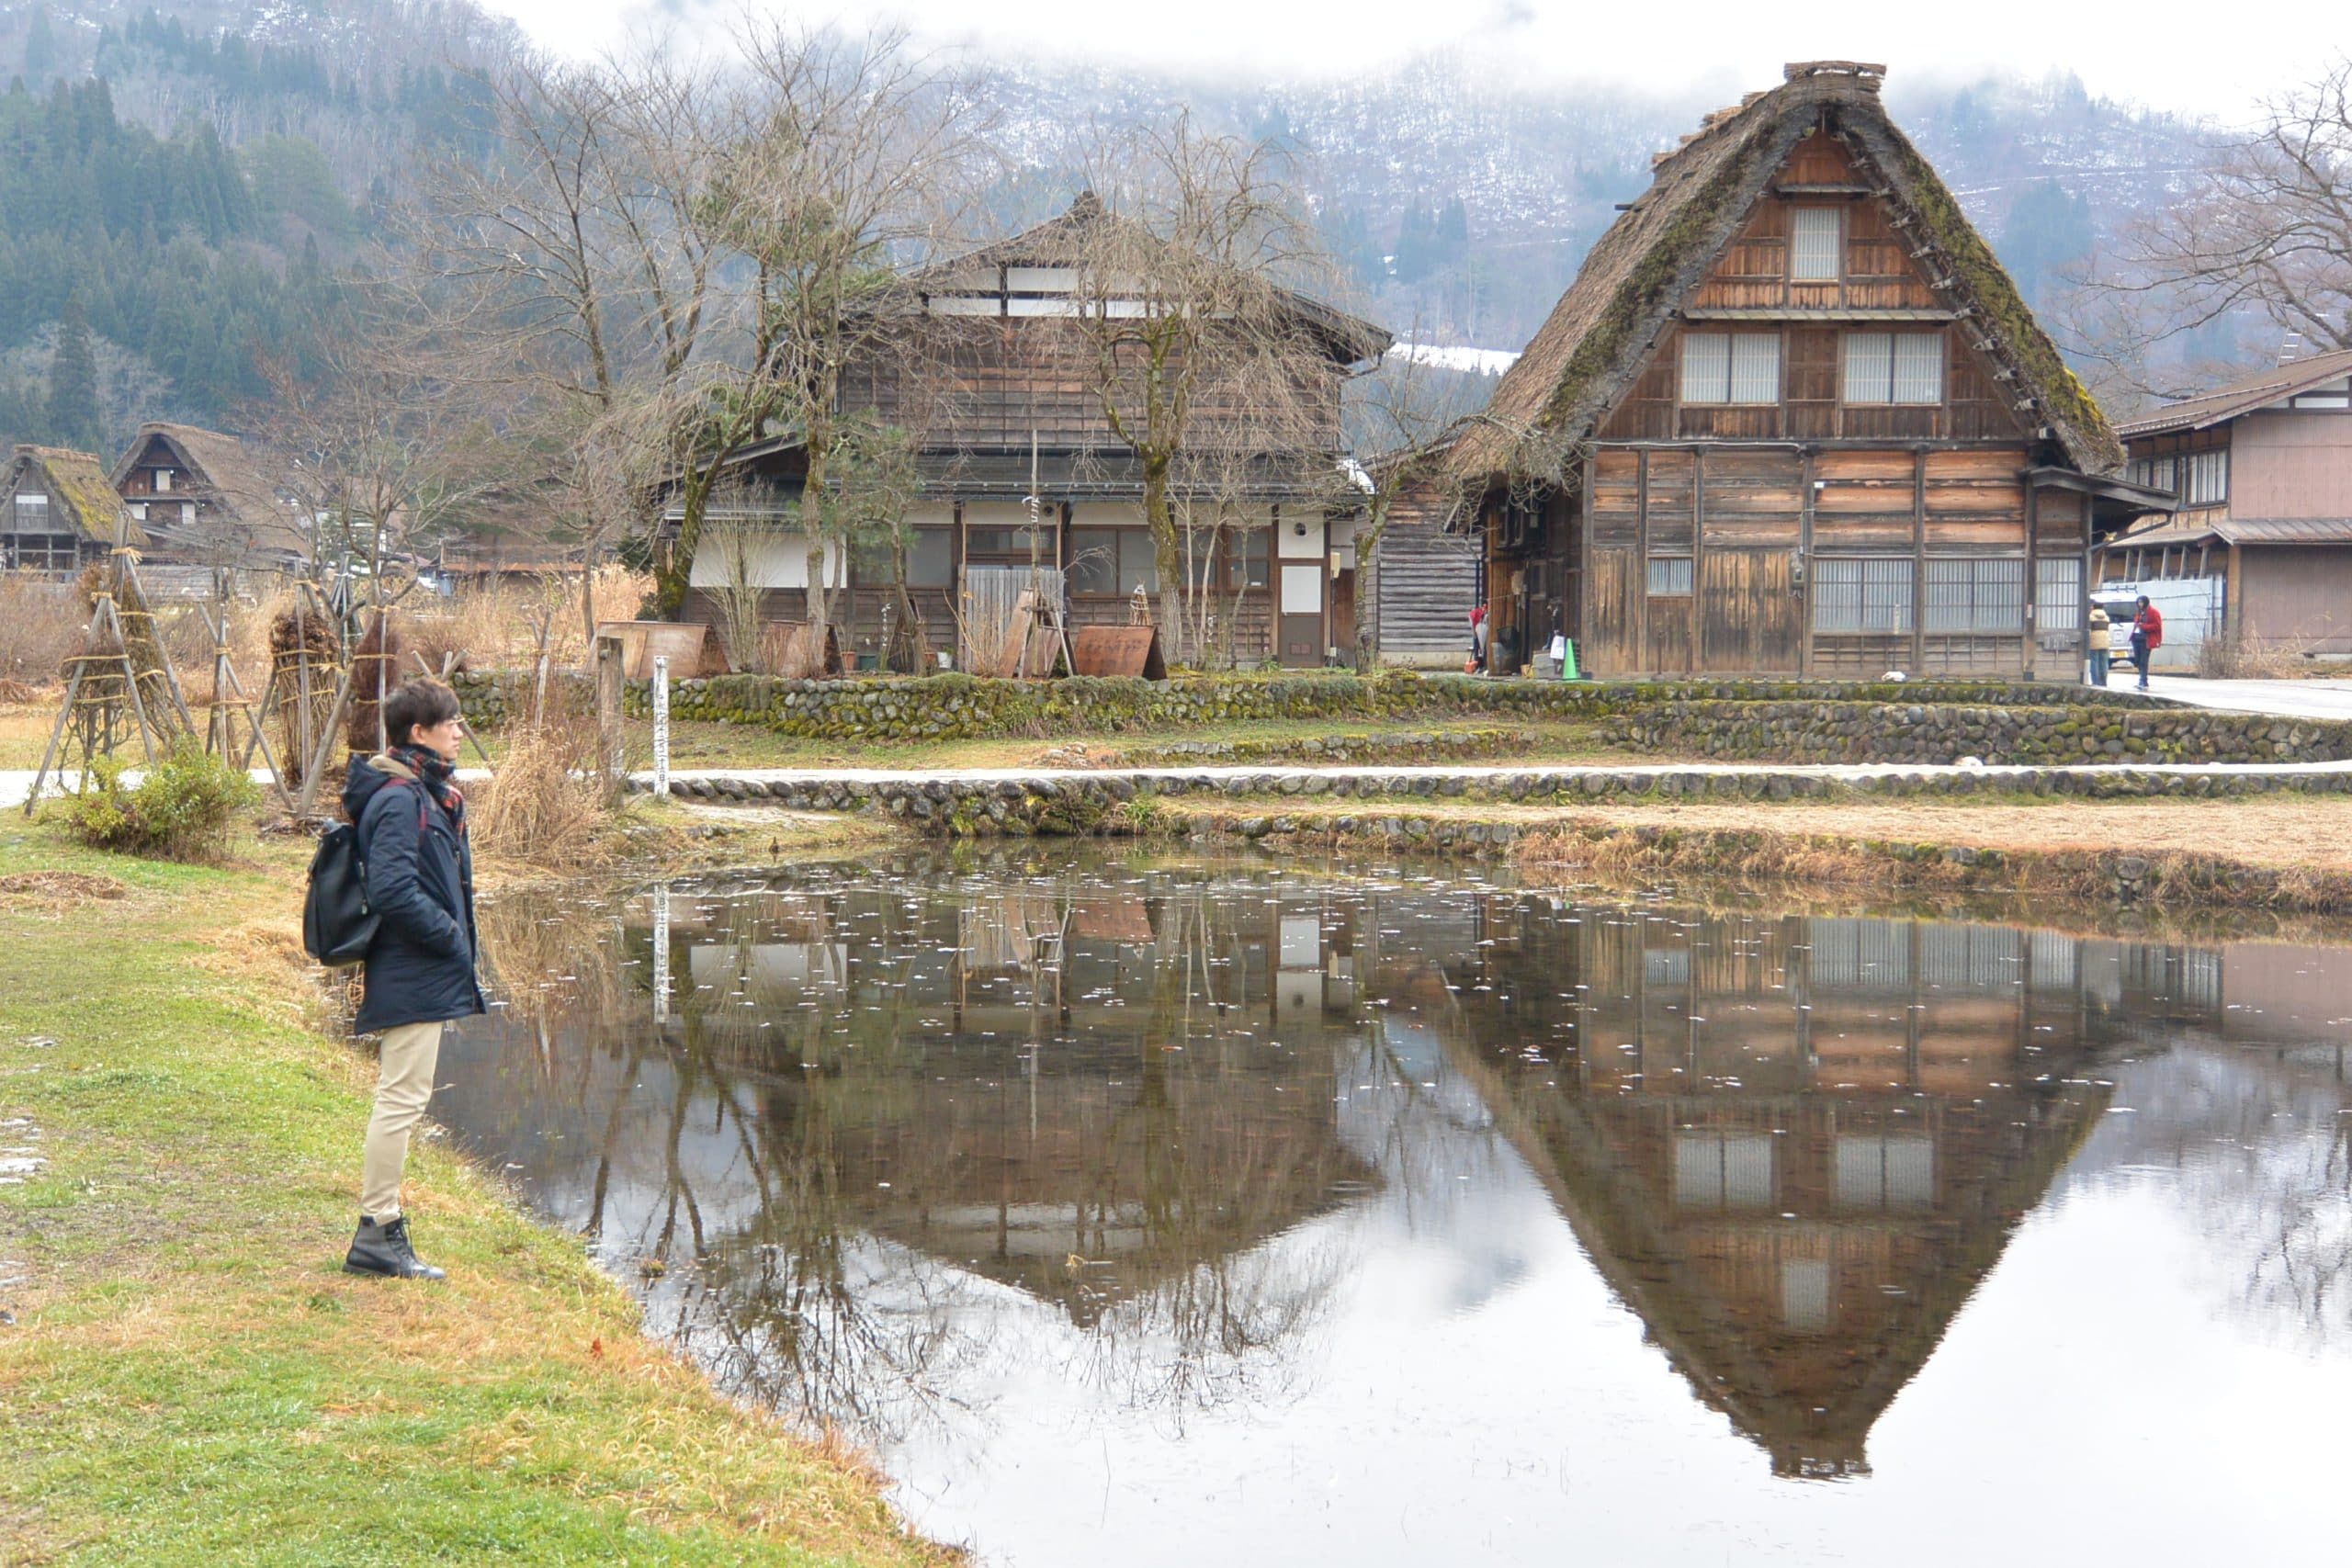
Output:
(344, 1214), (447, 1280)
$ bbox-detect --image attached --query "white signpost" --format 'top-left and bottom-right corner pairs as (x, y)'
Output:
(651, 888), (671, 1023)
(650, 655), (671, 799)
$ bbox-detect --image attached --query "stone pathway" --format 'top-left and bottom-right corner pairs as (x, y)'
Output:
(2137, 675), (2352, 722)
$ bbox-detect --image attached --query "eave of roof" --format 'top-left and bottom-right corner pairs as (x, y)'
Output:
(2116, 346), (2352, 438)
(2098, 514), (2352, 549)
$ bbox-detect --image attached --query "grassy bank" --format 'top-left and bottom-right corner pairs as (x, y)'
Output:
(0, 818), (951, 1567)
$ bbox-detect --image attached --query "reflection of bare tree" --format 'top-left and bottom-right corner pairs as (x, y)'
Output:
(2092, 1045), (2352, 1346)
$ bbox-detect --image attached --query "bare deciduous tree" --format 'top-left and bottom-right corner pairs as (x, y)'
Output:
(662, 23), (987, 637)
(1059, 116), (1376, 666)
(2079, 59), (2352, 396)
(390, 45), (735, 652)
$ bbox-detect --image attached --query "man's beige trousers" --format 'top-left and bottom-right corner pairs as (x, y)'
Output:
(359, 1021), (443, 1219)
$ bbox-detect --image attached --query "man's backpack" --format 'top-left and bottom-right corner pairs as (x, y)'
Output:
(302, 780), (422, 967)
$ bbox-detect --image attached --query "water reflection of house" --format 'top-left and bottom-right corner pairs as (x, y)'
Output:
(650, 876), (1377, 1324)
(1428, 903), (2216, 1478)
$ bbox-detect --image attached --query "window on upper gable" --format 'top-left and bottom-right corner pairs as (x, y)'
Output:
(1790, 207), (1842, 282)
(1843, 332), (1944, 405)
(1680, 333), (1780, 405)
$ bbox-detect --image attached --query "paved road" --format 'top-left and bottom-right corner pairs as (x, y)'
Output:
(2133, 675), (2352, 722)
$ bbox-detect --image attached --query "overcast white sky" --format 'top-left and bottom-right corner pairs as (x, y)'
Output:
(473, 0), (2337, 122)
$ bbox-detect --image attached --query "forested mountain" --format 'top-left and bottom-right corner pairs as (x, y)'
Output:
(0, 0), (2240, 466)
(0, 0), (508, 457)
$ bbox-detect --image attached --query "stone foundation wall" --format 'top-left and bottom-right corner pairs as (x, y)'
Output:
(451, 668), (2160, 741)
(639, 761), (2352, 837)
(1598, 700), (2352, 766)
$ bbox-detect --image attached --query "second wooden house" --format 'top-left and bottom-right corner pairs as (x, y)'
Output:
(2098, 346), (2352, 667)
(1449, 62), (2163, 680)
(669, 194), (1391, 671)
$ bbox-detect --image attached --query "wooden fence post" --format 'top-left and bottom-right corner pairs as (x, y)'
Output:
(595, 633), (625, 806)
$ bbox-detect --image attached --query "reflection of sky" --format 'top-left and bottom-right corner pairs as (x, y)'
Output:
(447, 872), (2352, 1566)
(888, 1043), (2352, 1566)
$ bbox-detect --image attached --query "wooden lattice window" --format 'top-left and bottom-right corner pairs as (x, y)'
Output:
(1680, 333), (1779, 405)
(1790, 207), (1842, 282)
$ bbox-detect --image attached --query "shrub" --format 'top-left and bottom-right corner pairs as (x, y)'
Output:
(65, 740), (261, 861)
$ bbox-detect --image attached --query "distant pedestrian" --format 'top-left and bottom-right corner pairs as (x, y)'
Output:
(2086, 602), (2111, 685)
(1468, 604), (1489, 674)
(339, 678), (481, 1280)
(2131, 596), (2164, 690)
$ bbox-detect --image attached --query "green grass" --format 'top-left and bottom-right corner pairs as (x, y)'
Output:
(0, 819), (951, 1567)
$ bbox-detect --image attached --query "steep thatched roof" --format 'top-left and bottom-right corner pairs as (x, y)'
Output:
(111, 422), (306, 561)
(1453, 62), (2121, 480)
(5, 444), (144, 548)
(912, 191), (1394, 367)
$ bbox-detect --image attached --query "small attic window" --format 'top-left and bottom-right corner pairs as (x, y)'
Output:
(1791, 208), (1841, 282)
(154, 468), (175, 491)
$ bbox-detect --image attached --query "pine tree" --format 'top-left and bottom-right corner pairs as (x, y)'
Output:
(23, 6), (56, 85)
(45, 294), (101, 451)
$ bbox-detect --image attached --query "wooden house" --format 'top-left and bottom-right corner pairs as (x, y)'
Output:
(1449, 62), (2162, 680)
(1428, 904), (2212, 1476)
(109, 423), (307, 578)
(671, 194), (1391, 670)
(2098, 346), (2352, 663)
(2, 443), (141, 577)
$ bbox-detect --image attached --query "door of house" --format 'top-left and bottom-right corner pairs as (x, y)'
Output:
(1698, 549), (1802, 672)
(1278, 561), (1325, 667)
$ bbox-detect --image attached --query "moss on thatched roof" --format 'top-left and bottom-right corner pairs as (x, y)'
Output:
(5, 444), (143, 548)
(1454, 62), (2122, 480)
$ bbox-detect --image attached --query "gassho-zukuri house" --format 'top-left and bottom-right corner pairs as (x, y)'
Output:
(665, 193), (1393, 671)
(1445, 61), (2167, 680)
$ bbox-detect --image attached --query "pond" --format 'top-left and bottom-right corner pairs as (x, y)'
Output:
(440, 850), (2352, 1565)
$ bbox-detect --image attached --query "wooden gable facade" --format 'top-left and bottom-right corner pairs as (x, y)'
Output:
(109, 423), (305, 572)
(2, 444), (141, 577)
(676, 194), (1391, 671)
(1453, 63), (2148, 681)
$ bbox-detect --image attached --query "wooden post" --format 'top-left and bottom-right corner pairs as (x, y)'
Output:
(23, 661), (89, 817)
(295, 667), (357, 818)
(1910, 447), (1928, 675)
(595, 632), (625, 805)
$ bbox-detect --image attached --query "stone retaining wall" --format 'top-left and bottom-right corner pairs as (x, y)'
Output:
(637, 761), (2352, 837)
(1599, 700), (2352, 766)
(451, 668), (2160, 742)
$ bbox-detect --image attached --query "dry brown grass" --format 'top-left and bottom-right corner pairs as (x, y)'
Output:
(406, 567), (652, 675)
(469, 719), (622, 872)
(0, 571), (85, 688)
(0, 870), (130, 911)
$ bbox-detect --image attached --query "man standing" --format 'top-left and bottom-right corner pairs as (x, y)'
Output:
(2131, 596), (2164, 690)
(339, 678), (481, 1280)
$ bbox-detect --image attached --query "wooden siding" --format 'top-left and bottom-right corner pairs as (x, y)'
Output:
(1573, 444), (2037, 679)
(2234, 546), (2352, 655)
(840, 317), (1345, 455)
(2209, 409), (2352, 521)
(1375, 475), (1479, 664)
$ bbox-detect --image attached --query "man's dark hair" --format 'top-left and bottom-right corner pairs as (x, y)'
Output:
(383, 678), (461, 748)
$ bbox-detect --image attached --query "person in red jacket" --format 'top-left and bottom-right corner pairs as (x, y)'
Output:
(2131, 596), (2164, 689)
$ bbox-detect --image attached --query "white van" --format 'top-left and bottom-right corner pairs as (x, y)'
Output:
(2094, 578), (2222, 673)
